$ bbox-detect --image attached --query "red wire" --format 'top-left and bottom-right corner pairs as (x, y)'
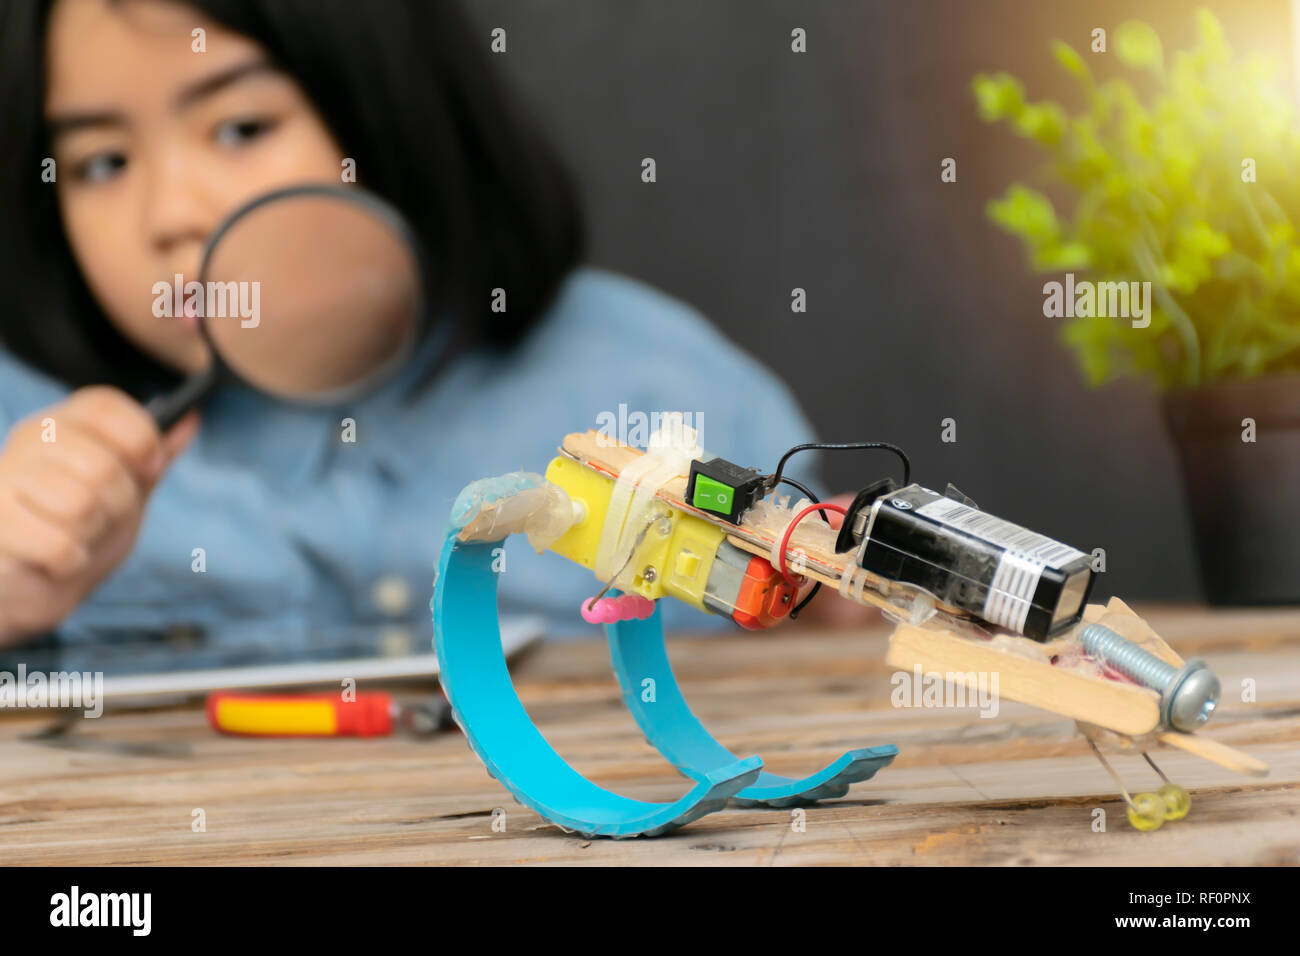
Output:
(777, 502), (846, 582)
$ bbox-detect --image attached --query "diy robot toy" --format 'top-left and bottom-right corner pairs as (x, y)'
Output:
(430, 418), (1267, 838)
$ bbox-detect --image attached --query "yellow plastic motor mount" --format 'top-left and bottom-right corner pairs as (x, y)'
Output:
(543, 456), (725, 614)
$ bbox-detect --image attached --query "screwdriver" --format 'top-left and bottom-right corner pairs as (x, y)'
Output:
(205, 690), (453, 737)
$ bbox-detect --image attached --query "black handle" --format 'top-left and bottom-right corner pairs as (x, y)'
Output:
(147, 362), (222, 430)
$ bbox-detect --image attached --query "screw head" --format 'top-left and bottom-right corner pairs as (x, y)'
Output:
(1162, 659), (1221, 732)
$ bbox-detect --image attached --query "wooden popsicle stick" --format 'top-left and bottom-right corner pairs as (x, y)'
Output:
(887, 622), (1161, 736)
(560, 430), (974, 620)
(1156, 730), (1271, 777)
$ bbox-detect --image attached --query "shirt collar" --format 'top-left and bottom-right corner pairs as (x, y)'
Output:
(197, 315), (459, 489)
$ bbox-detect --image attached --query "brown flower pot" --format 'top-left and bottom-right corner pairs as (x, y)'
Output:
(1162, 375), (1300, 604)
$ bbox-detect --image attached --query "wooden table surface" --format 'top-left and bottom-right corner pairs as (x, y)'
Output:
(2, 605), (1298, 866)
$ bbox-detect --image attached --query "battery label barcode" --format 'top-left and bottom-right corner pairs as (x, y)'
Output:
(915, 498), (1087, 568)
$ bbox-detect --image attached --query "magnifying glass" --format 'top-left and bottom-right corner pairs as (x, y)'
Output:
(147, 184), (426, 430)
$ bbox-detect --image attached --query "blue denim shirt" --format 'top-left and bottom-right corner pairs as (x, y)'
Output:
(0, 268), (822, 661)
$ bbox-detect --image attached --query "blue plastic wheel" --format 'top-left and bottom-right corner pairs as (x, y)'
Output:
(431, 533), (762, 837)
(606, 598), (897, 807)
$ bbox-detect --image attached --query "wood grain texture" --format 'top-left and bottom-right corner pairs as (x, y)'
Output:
(1, 605), (1297, 865)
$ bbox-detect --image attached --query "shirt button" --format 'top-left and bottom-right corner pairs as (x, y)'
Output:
(371, 574), (413, 617)
(378, 626), (414, 657)
(166, 624), (205, 647)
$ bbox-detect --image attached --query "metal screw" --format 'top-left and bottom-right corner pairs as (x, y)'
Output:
(641, 566), (657, 583)
(1079, 623), (1221, 732)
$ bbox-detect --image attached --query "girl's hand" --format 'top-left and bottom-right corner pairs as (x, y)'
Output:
(0, 387), (198, 645)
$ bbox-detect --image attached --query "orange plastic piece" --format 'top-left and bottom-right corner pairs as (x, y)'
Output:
(731, 554), (800, 630)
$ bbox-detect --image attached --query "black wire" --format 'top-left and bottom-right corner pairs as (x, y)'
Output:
(770, 441), (913, 620)
(768, 441), (911, 491)
(790, 582), (821, 619)
(771, 476), (826, 619)
(774, 476), (828, 519)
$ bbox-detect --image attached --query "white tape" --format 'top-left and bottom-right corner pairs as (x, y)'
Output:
(593, 452), (658, 581)
(593, 414), (703, 584)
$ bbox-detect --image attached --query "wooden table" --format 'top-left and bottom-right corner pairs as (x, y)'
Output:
(2, 605), (1298, 865)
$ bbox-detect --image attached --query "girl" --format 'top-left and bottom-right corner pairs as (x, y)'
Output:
(0, 0), (823, 659)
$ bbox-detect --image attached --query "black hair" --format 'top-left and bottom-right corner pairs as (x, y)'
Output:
(0, 0), (585, 394)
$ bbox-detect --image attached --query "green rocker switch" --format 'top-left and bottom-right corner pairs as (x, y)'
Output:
(686, 457), (766, 525)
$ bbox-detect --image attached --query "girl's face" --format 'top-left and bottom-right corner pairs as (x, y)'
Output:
(45, 0), (346, 373)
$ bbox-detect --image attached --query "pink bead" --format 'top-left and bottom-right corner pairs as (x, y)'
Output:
(579, 599), (610, 624)
(580, 594), (656, 624)
(618, 595), (656, 620)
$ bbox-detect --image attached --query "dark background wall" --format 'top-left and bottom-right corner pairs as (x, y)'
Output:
(465, 0), (1296, 602)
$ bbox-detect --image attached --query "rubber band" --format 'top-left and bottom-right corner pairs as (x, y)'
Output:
(838, 564), (863, 601)
(838, 563), (882, 607)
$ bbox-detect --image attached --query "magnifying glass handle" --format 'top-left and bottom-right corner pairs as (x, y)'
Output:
(147, 363), (221, 431)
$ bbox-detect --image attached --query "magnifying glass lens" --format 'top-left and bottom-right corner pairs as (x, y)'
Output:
(201, 190), (422, 401)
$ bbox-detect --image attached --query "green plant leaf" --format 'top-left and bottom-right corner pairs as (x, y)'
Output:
(972, 9), (1300, 389)
(972, 72), (1026, 121)
(1115, 20), (1164, 73)
(1013, 102), (1066, 144)
(987, 185), (1060, 246)
(1052, 40), (1092, 85)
